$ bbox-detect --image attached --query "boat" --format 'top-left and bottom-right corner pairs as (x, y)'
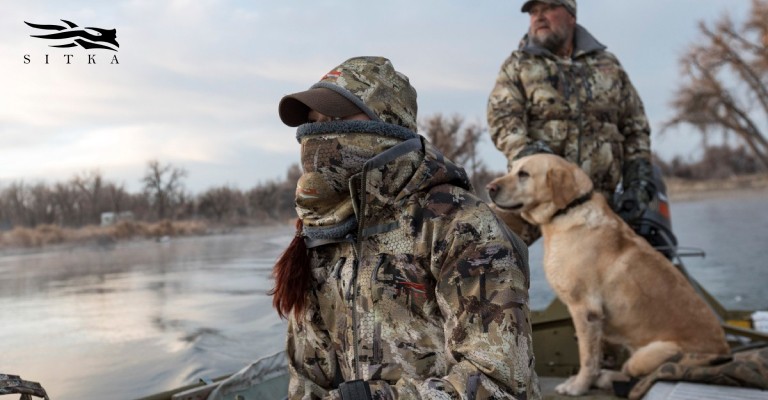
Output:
(131, 273), (768, 400)
(4, 255), (766, 400)
(134, 172), (768, 400)
(6, 171), (768, 400)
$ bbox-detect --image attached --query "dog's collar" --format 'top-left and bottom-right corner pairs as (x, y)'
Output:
(552, 191), (594, 219)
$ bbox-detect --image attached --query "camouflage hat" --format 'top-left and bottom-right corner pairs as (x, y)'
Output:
(521, 0), (576, 16)
(279, 56), (418, 132)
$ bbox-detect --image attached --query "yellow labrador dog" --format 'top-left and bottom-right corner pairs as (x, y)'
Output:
(486, 154), (729, 396)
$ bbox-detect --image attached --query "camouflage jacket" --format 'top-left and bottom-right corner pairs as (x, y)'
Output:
(287, 136), (540, 400)
(629, 347), (768, 399)
(487, 24), (651, 196)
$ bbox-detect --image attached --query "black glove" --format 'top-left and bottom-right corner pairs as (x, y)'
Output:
(615, 181), (653, 222)
(615, 159), (656, 223)
(513, 140), (555, 161)
(339, 380), (372, 400)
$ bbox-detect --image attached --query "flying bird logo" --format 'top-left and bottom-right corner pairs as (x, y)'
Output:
(24, 19), (119, 51)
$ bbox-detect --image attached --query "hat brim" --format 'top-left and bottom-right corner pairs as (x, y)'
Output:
(278, 87), (362, 127)
(521, 0), (554, 12)
(521, 0), (575, 15)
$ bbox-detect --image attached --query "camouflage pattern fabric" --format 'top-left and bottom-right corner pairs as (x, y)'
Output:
(490, 208), (542, 246)
(0, 374), (49, 399)
(629, 347), (768, 399)
(295, 129), (404, 231)
(521, 0), (577, 17)
(286, 135), (540, 399)
(311, 56), (419, 133)
(487, 24), (651, 201)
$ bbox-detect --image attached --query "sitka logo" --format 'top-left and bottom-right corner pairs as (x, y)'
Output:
(23, 19), (120, 65)
(25, 19), (119, 51)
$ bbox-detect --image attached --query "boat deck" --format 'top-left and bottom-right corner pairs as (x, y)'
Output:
(540, 377), (621, 399)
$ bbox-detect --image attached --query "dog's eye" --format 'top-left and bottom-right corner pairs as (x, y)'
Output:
(518, 170), (530, 179)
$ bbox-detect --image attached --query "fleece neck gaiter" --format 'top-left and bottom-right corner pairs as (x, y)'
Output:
(294, 120), (417, 242)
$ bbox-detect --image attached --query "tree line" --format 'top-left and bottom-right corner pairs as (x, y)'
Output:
(0, 160), (300, 230)
(2, 114), (763, 231)
(0, 115), (486, 230)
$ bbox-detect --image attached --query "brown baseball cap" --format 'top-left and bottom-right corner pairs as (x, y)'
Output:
(521, 0), (576, 16)
(279, 87), (363, 127)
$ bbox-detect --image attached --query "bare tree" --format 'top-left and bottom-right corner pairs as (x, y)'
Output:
(0, 181), (56, 227)
(125, 191), (152, 221)
(104, 182), (128, 215)
(247, 164), (301, 222)
(665, 0), (768, 169)
(421, 114), (484, 175)
(28, 183), (55, 226)
(198, 185), (247, 223)
(420, 114), (501, 199)
(50, 182), (77, 226)
(142, 160), (188, 220)
(71, 170), (105, 225)
(655, 144), (761, 179)
(2, 182), (33, 227)
(0, 173), (132, 228)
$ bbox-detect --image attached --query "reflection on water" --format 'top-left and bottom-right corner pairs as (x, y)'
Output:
(1, 192), (766, 399)
(0, 227), (293, 400)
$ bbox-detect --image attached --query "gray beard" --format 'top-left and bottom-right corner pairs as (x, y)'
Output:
(531, 31), (567, 55)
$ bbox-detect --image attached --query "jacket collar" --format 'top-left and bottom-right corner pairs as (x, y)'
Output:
(352, 136), (470, 210)
(520, 24), (606, 59)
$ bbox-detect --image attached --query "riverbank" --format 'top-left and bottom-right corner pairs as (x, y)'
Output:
(1, 173), (766, 250)
(0, 220), (210, 250)
(666, 172), (768, 201)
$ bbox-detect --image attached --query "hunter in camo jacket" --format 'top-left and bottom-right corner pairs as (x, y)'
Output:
(487, 0), (654, 244)
(277, 56), (540, 399)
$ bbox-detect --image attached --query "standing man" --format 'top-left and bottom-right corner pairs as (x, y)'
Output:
(487, 0), (654, 244)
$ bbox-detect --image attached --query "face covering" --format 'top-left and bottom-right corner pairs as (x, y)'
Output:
(295, 127), (403, 241)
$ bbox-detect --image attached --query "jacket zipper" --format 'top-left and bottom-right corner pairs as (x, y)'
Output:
(557, 59), (583, 163)
(348, 166), (369, 380)
(348, 240), (362, 381)
(370, 255), (387, 365)
(346, 255), (361, 380)
(576, 59), (595, 165)
(573, 61), (584, 164)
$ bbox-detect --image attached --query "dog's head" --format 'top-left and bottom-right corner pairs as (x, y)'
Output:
(487, 154), (593, 225)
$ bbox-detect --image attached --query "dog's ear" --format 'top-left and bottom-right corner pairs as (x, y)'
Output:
(573, 167), (594, 194)
(548, 168), (579, 209)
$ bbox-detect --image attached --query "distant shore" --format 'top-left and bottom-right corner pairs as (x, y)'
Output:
(666, 173), (768, 202)
(1, 173), (766, 250)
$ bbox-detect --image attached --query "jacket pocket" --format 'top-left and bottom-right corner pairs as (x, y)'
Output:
(371, 254), (434, 317)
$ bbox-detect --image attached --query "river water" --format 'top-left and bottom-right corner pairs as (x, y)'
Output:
(1, 191), (766, 400)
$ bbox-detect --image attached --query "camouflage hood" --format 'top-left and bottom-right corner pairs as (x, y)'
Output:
(295, 120), (470, 242)
(309, 56), (419, 132)
(287, 122), (538, 399)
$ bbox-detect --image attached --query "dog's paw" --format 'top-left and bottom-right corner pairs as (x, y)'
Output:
(555, 375), (590, 396)
(595, 369), (628, 390)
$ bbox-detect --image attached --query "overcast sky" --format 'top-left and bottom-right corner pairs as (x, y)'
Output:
(0, 1), (754, 193)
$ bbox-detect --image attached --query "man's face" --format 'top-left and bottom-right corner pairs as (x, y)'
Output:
(527, 2), (576, 54)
